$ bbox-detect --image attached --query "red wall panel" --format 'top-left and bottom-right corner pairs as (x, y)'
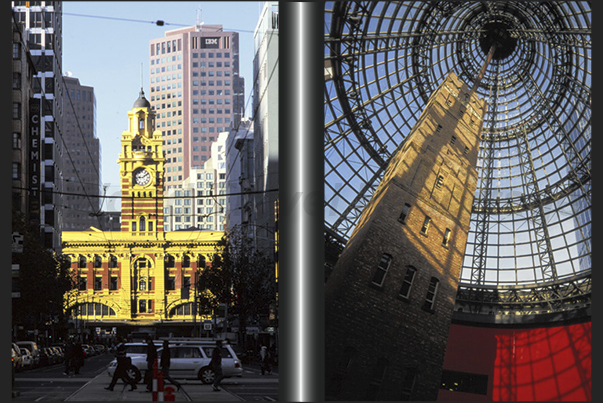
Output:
(438, 321), (591, 401)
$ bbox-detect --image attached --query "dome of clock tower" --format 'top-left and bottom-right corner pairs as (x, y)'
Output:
(133, 88), (151, 108)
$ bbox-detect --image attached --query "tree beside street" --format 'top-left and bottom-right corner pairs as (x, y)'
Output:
(198, 228), (276, 341)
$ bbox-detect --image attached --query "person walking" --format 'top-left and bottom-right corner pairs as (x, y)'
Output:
(210, 340), (224, 391)
(72, 340), (84, 375)
(105, 338), (137, 391)
(160, 340), (182, 391)
(144, 336), (157, 392)
(260, 346), (272, 375)
(63, 340), (74, 376)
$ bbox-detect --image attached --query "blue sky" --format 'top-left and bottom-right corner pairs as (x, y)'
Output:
(62, 1), (262, 211)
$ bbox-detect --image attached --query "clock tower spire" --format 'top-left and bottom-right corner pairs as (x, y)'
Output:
(118, 89), (165, 233)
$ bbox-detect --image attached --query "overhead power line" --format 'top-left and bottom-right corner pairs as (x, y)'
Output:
(63, 12), (255, 33)
(12, 185), (278, 200)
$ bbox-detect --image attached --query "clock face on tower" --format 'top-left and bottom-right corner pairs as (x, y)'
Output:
(134, 168), (151, 186)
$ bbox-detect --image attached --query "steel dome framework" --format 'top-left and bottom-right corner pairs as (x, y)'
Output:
(324, 1), (591, 319)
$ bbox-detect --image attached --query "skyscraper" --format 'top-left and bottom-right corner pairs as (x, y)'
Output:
(62, 74), (102, 230)
(12, 0), (64, 250)
(12, 12), (37, 219)
(163, 131), (228, 232)
(251, 1), (279, 254)
(148, 24), (244, 190)
(225, 118), (255, 231)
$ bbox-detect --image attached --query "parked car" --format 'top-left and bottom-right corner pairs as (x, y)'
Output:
(39, 348), (51, 366)
(50, 347), (64, 363)
(82, 344), (97, 357)
(96, 344), (109, 354)
(107, 341), (243, 384)
(12, 343), (23, 371)
(54, 346), (65, 361)
(20, 348), (34, 369)
(17, 341), (40, 368)
(121, 342), (162, 357)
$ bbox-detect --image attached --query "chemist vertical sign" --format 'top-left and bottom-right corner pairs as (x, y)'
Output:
(29, 99), (40, 220)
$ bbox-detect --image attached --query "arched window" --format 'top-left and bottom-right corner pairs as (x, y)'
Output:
(169, 303), (193, 317)
(165, 254), (175, 268)
(94, 254), (102, 268)
(139, 279), (147, 291)
(139, 216), (146, 231)
(139, 118), (145, 130)
(423, 277), (440, 312)
(371, 253), (392, 287)
(109, 255), (118, 268)
(327, 346), (357, 399)
(399, 266), (417, 299)
(71, 303), (116, 317)
(365, 357), (389, 400)
(78, 255), (87, 268)
(182, 255), (191, 268)
(398, 203), (411, 223)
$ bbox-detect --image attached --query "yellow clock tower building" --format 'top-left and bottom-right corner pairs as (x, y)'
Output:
(62, 90), (224, 339)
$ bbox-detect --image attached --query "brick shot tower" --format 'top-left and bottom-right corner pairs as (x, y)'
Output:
(324, 72), (487, 401)
(119, 89), (165, 233)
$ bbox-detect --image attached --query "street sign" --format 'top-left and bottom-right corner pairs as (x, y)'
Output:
(12, 232), (23, 253)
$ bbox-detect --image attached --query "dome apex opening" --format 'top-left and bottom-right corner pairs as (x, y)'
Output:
(479, 21), (517, 60)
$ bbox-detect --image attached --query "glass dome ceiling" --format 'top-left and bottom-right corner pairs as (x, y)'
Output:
(324, 1), (591, 317)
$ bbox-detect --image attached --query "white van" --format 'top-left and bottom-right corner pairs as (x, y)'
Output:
(107, 339), (243, 384)
(17, 341), (40, 368)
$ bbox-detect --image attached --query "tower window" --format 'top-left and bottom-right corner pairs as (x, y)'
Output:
(139, 216), (146, 231)
(371, 253), (393, 287)
(364, 357), (389, 400)
(450, 136), (456, 145)
(400, 368), (418, 401)
(398, 203), (411, 224)
(436, 124), (442, 133)
(423, 277), (440, 312)
(435, 175), (445, 189)
(139, 119), (144, 129)
(464, 146), (469, 155)
(442, 228), (452, 247)
(399, 266), (417, 300)
(420, 216), (431, 235)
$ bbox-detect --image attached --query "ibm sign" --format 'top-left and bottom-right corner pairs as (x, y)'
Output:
(201, 37), (220, 49)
